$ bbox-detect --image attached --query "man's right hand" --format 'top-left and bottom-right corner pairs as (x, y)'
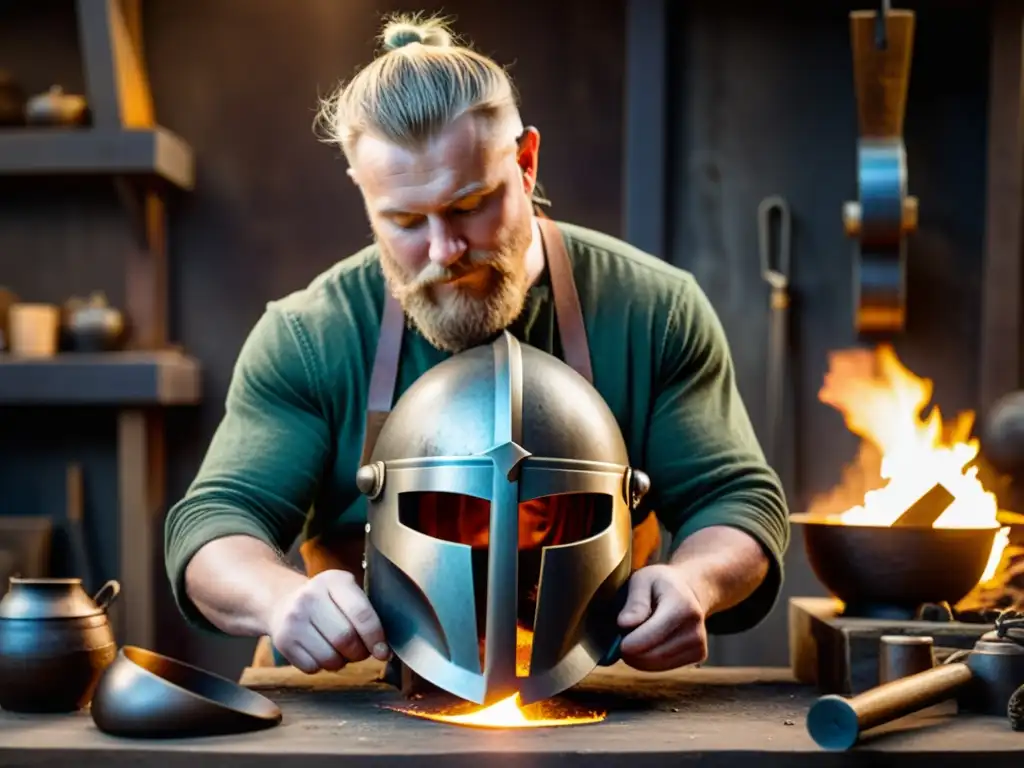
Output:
(266, 569), (390, 673)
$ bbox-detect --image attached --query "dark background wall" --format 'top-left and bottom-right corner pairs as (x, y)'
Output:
(666, 0), (992, 665)
(0, 0), (995, 678)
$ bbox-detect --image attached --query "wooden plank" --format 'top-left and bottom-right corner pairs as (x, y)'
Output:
(115, 409), (163, 650)
(0, 351), (202, 405)
(623, 0), (668, 257)
(239, 659), (796, 689)
(116, 182), (170, 350)
(979, 0), (1024, 412)
(788, 596), (837, 684)
(0, 128), (195, 190)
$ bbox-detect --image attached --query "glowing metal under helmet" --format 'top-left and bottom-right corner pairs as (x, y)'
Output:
(357, 331), (650, 705)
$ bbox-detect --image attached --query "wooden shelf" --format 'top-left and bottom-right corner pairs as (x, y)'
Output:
(0, 350), (201, 405)
(0, 127), (194, 190)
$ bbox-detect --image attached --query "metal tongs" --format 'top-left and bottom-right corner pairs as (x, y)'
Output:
(758, 195), (792, 472)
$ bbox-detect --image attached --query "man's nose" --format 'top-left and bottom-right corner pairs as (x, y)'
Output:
(427, 219), (467, 267)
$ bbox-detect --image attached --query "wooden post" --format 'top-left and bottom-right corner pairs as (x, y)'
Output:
(623, 0), (669, 258)
(979, 0), (1024, 413)
(116, 410), (164, 651)
(77, 0), (171, 650)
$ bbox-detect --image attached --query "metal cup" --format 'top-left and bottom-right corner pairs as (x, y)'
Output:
(878, 635), (935, 685)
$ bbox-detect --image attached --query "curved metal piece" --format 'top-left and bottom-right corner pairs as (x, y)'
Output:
(851, 139), (911, 336)
(520, 482), (632, 704)
(90, 646), (281, 738)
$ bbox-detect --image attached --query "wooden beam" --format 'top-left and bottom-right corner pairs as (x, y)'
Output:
(0, 351), (202, 405)
(979, 0), (1024, 413)
(76, 0), (154, 129)
(119, 0), (144, 59)
(0, 128), (195, 191)
(623, 0), (669, 258)
(116, 409), (164, 650)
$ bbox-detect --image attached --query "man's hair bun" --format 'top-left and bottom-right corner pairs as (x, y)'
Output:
(381, 16), (454, 51)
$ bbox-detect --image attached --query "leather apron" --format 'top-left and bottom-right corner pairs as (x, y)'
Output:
(297, 216), (661, 580)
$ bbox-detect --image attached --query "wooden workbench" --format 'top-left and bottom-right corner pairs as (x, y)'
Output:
(0, 662), (1019, 766)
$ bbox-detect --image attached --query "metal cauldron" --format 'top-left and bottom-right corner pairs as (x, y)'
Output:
(790, 514), (998, 618)
(0, 577), (120, 713)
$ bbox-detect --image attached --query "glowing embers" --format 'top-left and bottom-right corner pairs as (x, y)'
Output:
(383, 693), (606, 730)
(382, 625), (606, 729)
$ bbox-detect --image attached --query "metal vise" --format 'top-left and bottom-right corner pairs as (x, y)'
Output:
(842, 3), (918, 339)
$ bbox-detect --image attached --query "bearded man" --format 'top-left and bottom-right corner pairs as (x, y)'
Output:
(165, 15), (790, 678)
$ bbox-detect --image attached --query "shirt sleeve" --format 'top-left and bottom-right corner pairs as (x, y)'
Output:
(164, 304), (332, 633)
(643, 276), (791, 635)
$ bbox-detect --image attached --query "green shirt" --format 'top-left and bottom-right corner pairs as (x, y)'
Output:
(164, 220), (790, 636)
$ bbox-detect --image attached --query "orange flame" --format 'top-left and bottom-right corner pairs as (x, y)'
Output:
(385, 627), (606, 728)
(809, 344), (1009, 583)
(391, 692), (606, 729)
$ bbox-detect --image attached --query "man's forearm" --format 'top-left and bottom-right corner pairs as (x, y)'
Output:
(185, 535), (309, 637)
(667, 525), (769, 617)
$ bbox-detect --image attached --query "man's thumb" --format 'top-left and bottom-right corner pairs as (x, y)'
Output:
(617, 571), (654, 629)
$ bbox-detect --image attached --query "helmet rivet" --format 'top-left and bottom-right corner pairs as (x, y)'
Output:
(356, 462), (384, 499)
(629, 468), (651, 509)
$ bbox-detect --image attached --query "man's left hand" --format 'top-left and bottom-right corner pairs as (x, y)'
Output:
(616, 564), (709, 672)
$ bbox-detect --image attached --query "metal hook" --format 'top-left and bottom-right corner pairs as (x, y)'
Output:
(758, 195), (791, 290)
(875, 0), (891, 50)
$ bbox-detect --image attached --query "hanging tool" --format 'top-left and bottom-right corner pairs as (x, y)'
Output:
(842, 2), (918, 339)
(758, 195), (792, 474)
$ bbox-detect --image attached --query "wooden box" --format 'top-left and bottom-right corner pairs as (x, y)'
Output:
(787, 597), (992, 695)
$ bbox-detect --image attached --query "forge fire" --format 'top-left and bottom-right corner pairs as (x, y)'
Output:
(806, 344), (1022, 613)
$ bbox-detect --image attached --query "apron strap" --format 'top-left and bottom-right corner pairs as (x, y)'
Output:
(536, 215), (593, 384)
(360, 291), (405, 465)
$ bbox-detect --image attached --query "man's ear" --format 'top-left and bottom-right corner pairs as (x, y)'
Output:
(516, 127), (541, 195)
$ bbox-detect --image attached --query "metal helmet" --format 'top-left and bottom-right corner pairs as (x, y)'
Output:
(357, 331), (650, 706)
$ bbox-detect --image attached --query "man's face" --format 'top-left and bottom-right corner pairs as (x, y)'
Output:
(348, 114), (540, 352)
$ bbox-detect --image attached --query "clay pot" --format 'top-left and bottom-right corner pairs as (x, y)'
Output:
(0, 577), (120, 713)
(63, 292), (126, 352)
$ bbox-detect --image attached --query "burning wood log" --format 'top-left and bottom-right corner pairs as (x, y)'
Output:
(891, 482), (955, 528)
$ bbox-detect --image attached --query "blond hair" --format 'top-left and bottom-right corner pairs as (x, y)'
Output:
(316, 13), (522, 160)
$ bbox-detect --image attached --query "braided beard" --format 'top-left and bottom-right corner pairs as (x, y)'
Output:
(377, 222), (533, 353)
